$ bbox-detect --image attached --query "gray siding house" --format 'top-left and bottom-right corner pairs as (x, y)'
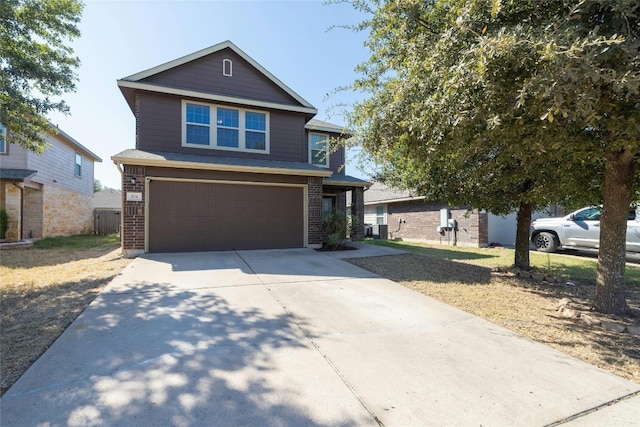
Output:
(113, 41), (368, 256)
(0, 124), (102, 242)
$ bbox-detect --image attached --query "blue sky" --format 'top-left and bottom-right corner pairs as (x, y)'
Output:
(47, 0), (371, 189)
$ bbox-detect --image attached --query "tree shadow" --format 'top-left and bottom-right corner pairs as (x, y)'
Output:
(369, 241), (497, 261)
(1, 281), (371, 426)
(347, 253), (493, 284)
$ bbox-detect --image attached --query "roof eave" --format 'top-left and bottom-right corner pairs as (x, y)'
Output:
(116, 80), (318, 116)
(111, 155), (333, 178)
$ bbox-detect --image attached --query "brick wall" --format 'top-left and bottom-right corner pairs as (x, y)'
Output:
(387, 200), (488, 247)
(121, 165), (146, 254)
(351, 187), (365, 241)
(42, 185), (93, 237)
(308, 176), (323, 246)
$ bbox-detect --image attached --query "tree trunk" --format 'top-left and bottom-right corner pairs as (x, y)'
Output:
(514, 202), (532, 270)
(594, 148), (635, 315)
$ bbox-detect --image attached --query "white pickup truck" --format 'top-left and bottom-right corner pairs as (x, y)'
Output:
(530, 206), (640, 253)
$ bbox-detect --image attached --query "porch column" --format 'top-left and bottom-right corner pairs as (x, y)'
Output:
(351, 187), (365, 241)
(308, 177), (323, 246)
(121, 165), (146, 257)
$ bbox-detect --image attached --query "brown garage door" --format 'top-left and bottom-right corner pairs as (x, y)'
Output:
(148, 180), (304, 252)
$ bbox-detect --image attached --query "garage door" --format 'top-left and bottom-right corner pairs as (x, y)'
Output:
(148, 180), (305, 252)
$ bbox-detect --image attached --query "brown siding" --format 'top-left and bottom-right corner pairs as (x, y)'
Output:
(142, 48), (300, 106)
(137, 92), (308, 163)
(329, 141), (346, 175)
(148, 180), (304, 252)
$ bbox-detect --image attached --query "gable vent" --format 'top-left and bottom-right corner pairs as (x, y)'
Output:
(223, 58), (232, 77)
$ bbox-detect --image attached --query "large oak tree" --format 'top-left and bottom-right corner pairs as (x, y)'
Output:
(0, 0), (83, 152)
(347, 0), (639, 314)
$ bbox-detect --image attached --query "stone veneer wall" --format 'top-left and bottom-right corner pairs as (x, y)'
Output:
(42, 185), (93, 237)
(1, 182), (21, 242)
(23, 187), (43, 238)
(308, 177), (323, 246)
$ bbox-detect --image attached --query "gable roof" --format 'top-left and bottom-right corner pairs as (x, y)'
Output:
(117, 40), (317, 117)
(364, 182), (424, 205)
(51, 125), (102, 162)
(93, 189), (122, 210)
(306, 119), (351, 136)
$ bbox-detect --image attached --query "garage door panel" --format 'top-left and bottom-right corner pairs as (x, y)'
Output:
(148, 181), (304, 252)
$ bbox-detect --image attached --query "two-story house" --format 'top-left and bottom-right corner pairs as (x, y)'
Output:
(112, 41), (368, 257)
(0, 124), (102, 242)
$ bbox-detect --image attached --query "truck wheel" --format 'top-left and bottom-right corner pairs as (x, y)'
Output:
(534, 232), (558, 253)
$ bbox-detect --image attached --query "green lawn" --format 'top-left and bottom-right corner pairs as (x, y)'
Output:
(367, 239), (640, 285)
(33, 233), (120, 250)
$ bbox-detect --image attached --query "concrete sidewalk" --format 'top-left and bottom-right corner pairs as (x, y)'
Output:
(1, 246), (639, 426)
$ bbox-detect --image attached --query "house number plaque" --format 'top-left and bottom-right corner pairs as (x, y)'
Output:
(126, 192), (143, 202)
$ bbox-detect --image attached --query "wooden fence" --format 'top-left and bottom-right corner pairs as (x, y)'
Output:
(94, 209), (121, 235)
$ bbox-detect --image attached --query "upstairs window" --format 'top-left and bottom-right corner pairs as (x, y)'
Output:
(183, 101), (269, 153)
(0, 123), (6, 154)
(309, 133), (329, 167)
(75, 152), (82, 177)
(185, 103), (211, 146)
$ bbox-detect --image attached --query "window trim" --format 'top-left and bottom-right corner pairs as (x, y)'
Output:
(223, 58), (232, 77)
(75, 152), (82, 177)
(308, 132), (330, 168)
(0, 123), (6, 154)
(181, 100), (270, 154)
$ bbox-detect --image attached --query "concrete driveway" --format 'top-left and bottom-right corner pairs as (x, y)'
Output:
(2, 244), (639, 426)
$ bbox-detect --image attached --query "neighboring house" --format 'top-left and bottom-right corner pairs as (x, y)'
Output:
(361, 182), (489, 247)
(112, 40), (369, 256)
(93, 189), (122, 235)
(0, 123), (102, 242)
(362, 182), (562, 247)
(93, 189), (122, 210)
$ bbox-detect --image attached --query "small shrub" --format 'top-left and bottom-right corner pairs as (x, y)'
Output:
(322, 210), (354, 250)
(0, 209), (8, 240)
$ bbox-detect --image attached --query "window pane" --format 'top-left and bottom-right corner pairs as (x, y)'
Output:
(217, 128), (239, 147)
(75, 153), (82, 177)
(187, 124), (210, 145)
(245, 112), (266, 131)
(217, 108), (239, 128)
(0, 123), (6, 153)
(246, 131), (265, 150)
(186, 104), (210, 124)
(310, 134), (328, 149)
(311, 149), (327, 165)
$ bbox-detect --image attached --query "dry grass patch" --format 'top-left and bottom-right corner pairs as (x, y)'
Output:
(348, 253), (640, 384)
(0, 239), (132, 395)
